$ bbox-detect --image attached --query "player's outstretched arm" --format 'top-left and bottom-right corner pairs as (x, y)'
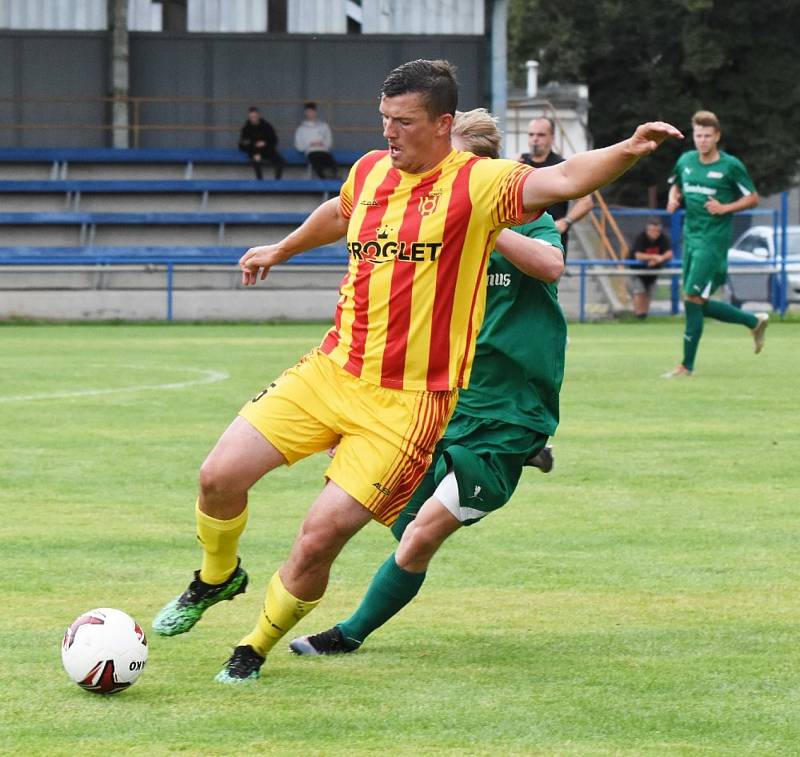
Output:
(239, 197), (348, 286)
(494, 229), (564, 283)
(522, 122), (683, 213)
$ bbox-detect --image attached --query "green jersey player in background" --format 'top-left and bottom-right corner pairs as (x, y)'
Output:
(290, 109), (568, 656)
(663, 110), (767, 378)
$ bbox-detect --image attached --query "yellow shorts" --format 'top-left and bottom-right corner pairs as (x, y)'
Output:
(239, 349), (457, 526)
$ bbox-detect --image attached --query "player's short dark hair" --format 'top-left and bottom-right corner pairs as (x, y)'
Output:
(646, 216), (663, 227)
(248, 106), (259, 114)
(381, 59), (458, 118)
(304, 101), (317, 110)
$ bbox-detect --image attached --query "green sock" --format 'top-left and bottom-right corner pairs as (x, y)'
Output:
(702, 299), (758, 328)
(682, 300), (704, 371)
(337, 554), (426, 646)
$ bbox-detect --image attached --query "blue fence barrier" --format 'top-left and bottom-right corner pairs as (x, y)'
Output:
(563, 257), (796, 322)
(600, 200), (793, 320)
(0, 245), (346, 321)
(0, 194), (793, 322)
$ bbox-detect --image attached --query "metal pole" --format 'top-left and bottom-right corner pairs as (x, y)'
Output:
(780, 191), (788, 318)
(166, 263), (174, 321)
(579, 263), (586, 322)
(489, 0), (508, 140)
(670, 210), (682, 315)
(108, 0), (130, 148)
(770, 208), (779, 311)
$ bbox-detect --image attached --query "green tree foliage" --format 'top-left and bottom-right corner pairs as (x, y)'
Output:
(508, 0), (800, 205)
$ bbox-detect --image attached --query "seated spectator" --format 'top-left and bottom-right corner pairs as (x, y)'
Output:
(629, 217), (673, 319)
(238, 106), (285, 180)
(294, 101), (338, 179)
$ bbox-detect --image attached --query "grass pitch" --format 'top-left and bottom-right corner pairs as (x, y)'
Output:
(1, 319), (799, 756)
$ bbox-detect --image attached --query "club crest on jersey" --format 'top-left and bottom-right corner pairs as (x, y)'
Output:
(418, 189), (443, 217)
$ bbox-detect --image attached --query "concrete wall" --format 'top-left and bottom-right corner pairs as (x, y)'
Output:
(0, 265), (346, 321)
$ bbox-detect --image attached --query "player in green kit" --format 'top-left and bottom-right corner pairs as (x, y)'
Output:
(663, 110), (768, 378)
(289, 109), (567, 656)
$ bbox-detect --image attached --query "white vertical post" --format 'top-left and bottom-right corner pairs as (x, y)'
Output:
(526, 60), (539, 98)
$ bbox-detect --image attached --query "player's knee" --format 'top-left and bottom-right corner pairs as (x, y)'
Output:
(398, 521), (440, 564)
(292, 527), (340, 571)
(198, 458), (242, 499)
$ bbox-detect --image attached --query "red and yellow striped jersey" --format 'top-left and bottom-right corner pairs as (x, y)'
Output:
(320, 148), (534, 391)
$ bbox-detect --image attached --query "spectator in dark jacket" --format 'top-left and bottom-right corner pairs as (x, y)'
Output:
(238, 107), (285, 180)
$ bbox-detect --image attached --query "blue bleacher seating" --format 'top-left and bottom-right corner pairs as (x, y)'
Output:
(0, 179), (342, 211)
(0, 147), (363, 178)
(0, 245), (346, 266)
(0, 179), (341, 193)
(0, 211), (311, 245)
(0, 148), (355, 275)
(0, 211), (309, 225)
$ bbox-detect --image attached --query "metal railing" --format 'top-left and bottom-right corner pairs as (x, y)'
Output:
(568, 200), (794, 321)
(0, 95), (381, 148)
(564, 257), (795, 322)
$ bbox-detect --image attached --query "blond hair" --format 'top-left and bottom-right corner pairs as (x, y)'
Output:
(692, 110), (720, 132)
(452, 108), (501, 159)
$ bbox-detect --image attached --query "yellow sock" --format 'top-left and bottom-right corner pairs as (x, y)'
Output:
(196, 501), (248, 585)
(239, 571), (322, 658)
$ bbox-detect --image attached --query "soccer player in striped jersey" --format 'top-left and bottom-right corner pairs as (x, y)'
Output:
(289, 108), (568, 656)
(152, 59), (680, 683)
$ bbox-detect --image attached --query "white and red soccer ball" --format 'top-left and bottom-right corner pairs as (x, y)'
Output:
(61, 608), (148, 694)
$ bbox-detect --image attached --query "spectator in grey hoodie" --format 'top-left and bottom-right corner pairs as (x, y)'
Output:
(294, 102), (338, 179)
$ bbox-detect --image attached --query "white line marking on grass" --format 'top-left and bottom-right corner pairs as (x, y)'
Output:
(0, 368), (230, 403)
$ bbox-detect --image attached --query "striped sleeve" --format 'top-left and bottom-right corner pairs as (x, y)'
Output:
(339, 150), (389, 220)
(495, 162), (535, 226)
(339, 164), (356, 219)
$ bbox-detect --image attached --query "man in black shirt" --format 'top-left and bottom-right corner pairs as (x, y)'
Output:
(519, 117), (594, 253)
(629, 217), (673, 319)
(238, 107), (285, 180)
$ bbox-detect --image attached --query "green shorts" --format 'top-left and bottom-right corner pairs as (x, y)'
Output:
(682, 240), (727, 298)
(390, 414), (548, 537)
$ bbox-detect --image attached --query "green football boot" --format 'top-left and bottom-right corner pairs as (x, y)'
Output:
(152, 558), (248, 637)
(214, 645), (265, 684)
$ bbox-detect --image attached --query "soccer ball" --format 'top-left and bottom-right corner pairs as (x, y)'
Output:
(61, 608), (148, 694)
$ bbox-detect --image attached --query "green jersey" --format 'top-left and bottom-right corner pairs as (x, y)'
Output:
(455, 213), (567, 436)
(669, 150), (756, 253)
